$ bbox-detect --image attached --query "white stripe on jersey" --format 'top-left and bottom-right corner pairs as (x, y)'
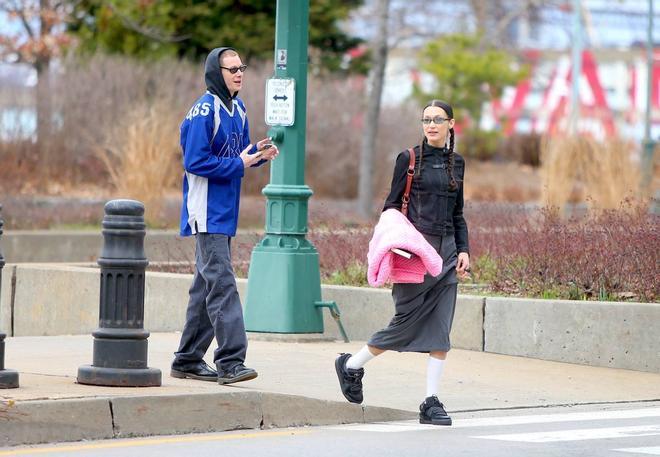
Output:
(211, 95), (221, 144)
(235, 100), (246, 128)
(185, 172), (208, 234)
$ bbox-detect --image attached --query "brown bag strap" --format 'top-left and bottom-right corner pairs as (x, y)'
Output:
(401, 147), (415, 217)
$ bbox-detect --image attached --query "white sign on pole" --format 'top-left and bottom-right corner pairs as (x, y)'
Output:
(265, 78), (295, 126)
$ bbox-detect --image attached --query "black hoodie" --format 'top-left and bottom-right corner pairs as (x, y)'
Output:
(205, 47), (238, 111)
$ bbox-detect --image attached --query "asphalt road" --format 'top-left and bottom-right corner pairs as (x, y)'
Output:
(3, 402), (660, 457)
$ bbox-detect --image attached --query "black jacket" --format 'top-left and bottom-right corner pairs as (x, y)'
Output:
(383, 142), (469, 254)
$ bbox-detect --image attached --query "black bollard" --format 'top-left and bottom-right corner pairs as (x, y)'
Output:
(0, 204), (19, 389)
(77, 200), (161, 387)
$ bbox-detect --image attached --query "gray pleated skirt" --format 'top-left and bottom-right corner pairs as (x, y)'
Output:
(368, 234), (458, 353)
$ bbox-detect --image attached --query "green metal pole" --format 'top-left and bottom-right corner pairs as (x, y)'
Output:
(642, 0), (656, 191)
(244, 0), (324, 333)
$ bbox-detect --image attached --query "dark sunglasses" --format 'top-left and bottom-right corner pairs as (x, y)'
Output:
(220, 64), (248, 74)
(421, 116), (451, 125)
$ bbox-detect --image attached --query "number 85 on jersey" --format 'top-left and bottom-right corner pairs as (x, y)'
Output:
(185, 102), (211, 120)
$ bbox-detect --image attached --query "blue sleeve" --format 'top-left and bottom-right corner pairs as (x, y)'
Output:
(243, 115), (268, 168)
(182, 105), (244, 180)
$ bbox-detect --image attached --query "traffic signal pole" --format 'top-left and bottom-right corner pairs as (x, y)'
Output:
(244, 0), (324, 334)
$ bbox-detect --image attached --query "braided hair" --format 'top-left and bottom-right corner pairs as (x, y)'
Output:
(421, 99), (457, 191)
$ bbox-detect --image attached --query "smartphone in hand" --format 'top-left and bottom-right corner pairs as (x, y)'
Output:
(391, 248), (413, 259)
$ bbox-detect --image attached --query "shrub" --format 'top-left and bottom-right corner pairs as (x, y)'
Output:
(325, 261), (369, 287)
(146, 201), (657, 302)
(459, 128), (501, 161)
(468, 202), (658, 302)
(496, 133), (541, 167)
(309, 224), (372, 283)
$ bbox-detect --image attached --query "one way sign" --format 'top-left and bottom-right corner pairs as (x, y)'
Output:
(265, 78), (295, 126)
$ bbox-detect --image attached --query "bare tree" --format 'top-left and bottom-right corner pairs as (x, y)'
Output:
(0, 0), (71, 164)
(357, 0), (390, 217)
(355, 0), (548, 216)
(468, 0), (566, 49)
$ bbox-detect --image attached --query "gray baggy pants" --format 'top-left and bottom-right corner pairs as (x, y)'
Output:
(173, 233), (247, 372)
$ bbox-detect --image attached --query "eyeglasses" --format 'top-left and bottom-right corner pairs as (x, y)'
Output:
(220, 64), (248, 74)
(421, 116), (451, 125)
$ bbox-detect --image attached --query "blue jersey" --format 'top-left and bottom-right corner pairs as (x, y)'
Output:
(179, 92), (254, 236)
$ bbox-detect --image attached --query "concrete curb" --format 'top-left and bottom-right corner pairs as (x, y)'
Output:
(0, 392), (416, 447)
(2, 230), (194, 263)
(485, 296), (660, 372)
(0, 264), (484, 352)
(0, 264), (658, 373)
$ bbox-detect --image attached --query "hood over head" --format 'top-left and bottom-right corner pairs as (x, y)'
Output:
(205, 47), (238, 108)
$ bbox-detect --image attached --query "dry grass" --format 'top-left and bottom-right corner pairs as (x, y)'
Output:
(580, 137), (642, 208)
(540, 136), (578, 207)
(540, 135), (643, 210)
(2, 54), (655, 212)
(96, 99), (181, 225)
(0, 54), (423, 207)
(463, 161), (541, 202)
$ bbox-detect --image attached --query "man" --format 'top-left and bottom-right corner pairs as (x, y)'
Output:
(171, 47), (278, 384)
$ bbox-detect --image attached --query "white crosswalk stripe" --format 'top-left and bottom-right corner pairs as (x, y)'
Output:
(474, 424), (660, 443)
(455, 408), (660, 428)
(327, 408), (660, 433)
(325, 406), (660, 454)
(614, 447), (660, 455)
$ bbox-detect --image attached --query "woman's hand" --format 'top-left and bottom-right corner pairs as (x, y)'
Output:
(456, 252), (470, 279)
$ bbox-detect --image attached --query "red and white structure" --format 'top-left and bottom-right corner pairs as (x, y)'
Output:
(364, 45), (659, 141)
(484, 49), (660, 140)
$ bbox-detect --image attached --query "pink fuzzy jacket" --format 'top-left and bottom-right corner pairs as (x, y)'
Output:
(367, 209), (443, 287)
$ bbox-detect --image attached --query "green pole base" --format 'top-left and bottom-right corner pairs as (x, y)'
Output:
(244, 236), (323, 333)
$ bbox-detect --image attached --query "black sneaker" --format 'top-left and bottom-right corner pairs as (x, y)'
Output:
(419, 395), (452, 426)
(335, 353), (364, 404)
(170, 361), (218, 382)
(217, 364), (258, 385)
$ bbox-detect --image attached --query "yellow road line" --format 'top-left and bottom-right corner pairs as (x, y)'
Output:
(0, 430), (313, 456)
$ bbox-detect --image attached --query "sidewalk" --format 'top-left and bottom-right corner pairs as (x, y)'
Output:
(2, 333), (660, 446)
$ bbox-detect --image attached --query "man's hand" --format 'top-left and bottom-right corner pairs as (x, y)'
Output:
(239, 143), (263, 168)
(255, 137), (279, 161)
(456, 252), (470, 279)
(240, 139), (280, 168)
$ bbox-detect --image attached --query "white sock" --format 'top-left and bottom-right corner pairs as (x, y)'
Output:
(426, 357), (445, 398)
(346, 345), (376, 369)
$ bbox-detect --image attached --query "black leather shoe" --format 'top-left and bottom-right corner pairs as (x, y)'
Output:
(335, 353), (364, 404)
(419, 395), (452, 426)
(170, 362), (218, 382)
(217, 364), (258, 385)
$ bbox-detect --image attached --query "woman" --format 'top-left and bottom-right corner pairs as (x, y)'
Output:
(335, 99), (470, 426)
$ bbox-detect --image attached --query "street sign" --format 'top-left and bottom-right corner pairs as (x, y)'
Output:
(265, 77), (295, 126)
(276, 49), (287, 70)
